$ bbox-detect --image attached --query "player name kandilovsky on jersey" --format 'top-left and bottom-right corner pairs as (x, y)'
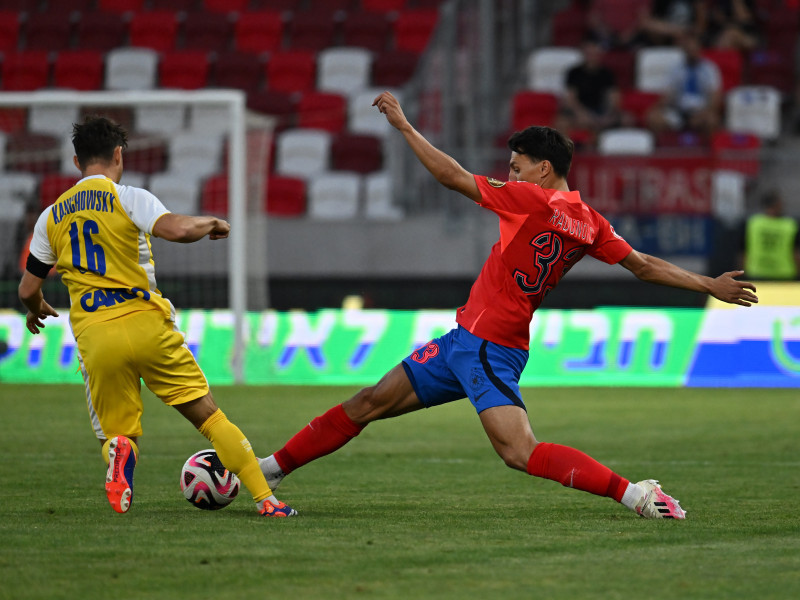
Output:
(51, 189), (116, 224)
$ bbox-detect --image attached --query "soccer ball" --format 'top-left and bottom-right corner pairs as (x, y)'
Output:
(180, 449), (240, 510)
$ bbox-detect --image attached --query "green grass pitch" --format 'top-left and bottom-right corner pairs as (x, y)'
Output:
(1, 384), (798, 600)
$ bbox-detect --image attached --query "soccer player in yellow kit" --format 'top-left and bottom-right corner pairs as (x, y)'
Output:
(18, 116), (296, 518)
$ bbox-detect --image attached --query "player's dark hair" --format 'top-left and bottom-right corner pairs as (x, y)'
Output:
(507, 126), (574, 179)
(72, 115), (128, 170)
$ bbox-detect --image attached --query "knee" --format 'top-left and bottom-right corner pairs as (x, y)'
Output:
(345, 385), (386, 423)
(494, 443), (533, 472)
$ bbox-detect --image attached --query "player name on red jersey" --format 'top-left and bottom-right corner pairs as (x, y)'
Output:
(547, 208), (595, 243)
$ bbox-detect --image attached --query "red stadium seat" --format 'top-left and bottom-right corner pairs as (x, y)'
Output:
(550, 2), (588, 47)
(0, 0), (42, 12)
(265, 175), (306, 216)
(0, 107), (27, 133)
(97, 0), (146, 13)
(747, 50), (794, 94)
(330, 133), (383, 174)
(23, 13), (72, 51)
(154, 0), (200, 9)
(5, 131), (60, 174)
(511, 91), (558, 130)
(159, 50), (211, 89)
(247, 89), (297, 132)
(590, 0), (643, 37)
(234, 11), (284, 55)
(203, 0), (249, 13)
(129, 11), (180, 53)
(122, 133), (167, 174)
(297, 91), (347, 132)
(201, 173), (229, 215)
(342, 11), (392, 52)
(393, 9), (439, 54)
(249, 0), (301, 10)
(1, 51), (49, 91)
(212, 51), (263, 94)
(53, 50), (104, 91)
(44, 0), (95, 17)
(39, 174), (79, 209)
(287, 11), (338, 50)
(307, 0), (355, 10)
(371, 50), (418, 87)
(182, 11), (234, 51)
(620, 90), (660, 127)
(361, 0), (408, 12)
(0, 11), (20, 53)
(75, 12), (129, 51)
(265, 50), (316, 94)
(603, 50), (635, 91)
(703, 48), (742, 92)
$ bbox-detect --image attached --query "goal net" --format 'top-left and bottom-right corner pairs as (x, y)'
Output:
(0, 90), (274, 380)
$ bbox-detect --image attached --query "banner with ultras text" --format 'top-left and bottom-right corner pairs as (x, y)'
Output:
(2, 306), (800, 387)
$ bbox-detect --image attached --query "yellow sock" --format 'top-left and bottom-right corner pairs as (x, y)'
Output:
(101, 437), (139, 465)
(198, 409), (272, 503)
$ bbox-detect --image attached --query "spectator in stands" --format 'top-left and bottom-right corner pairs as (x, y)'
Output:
(631, 0), (707, 46)
(705, 0), (760, 52)
(740, 189), (800, 280)
(644, 31), (722, 136)
(556, 37), (630, 136)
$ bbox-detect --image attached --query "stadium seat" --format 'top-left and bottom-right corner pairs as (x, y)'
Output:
(702, 48), (742, 92)
(159, 50), (211, 89)
(265, 50), (317, 94)
(747, 50), (795, 95)
(0, 108), (27, 133)
(342, 10), (392, 52)
(149, 171), (201, 215)
(371, 50), (418, 87)
(0, 12), (20, 53)
(200, 173), (229, 214)
(134, 104), (186, 135)
(39, 173), (78, 208)
(129, 11), (180, 53)
(105, 47), (158, 90)
(155, 0), (200, 10)
(597, 128), (655, 155)
(45, 0), (94, 17)
(635, 46), (685, 93)
(620, 90), (660, 127)
(97, 0), (145, 13)
(247, 90), (297, 132)
(5, 131), (59, 173)
(297, 92), (347, 132)
(0, 51), (50, 91)
(28, 95), (80, 137)
(725, 85), (782, 140)
(511, 91), (559, 130)
(79, 106), (135, 131)
(550, 2), (588, 47)
(249, 0), (300, 10)
(187, 103), (231, 136)
(75, 12), (130, 51)
(308, 0), (355, 11)
(53, 50), (104, 91)
(120, 132), (167, 174)
(525, 47), (582, 94)
(212, 51), (264, 94)
(168, 132), (224, 179)
(603, 50), (635, 91)
(590, 0), (643, 38)
(711, 130), (761, 177)
(22, 13), (72, 51)
(233, 11), (284, 55)
(317, 47), (372, 95)
(182, 11), (234, 51)
(348, 87), (399, 136)
(264, 175), (306, 216)
(0, 0), (40, 13)
(286, 11), (338, 50)
(118, 171), (148, 189)
(0, 171), (37, 213)
(711, 169), (746, 224)
(203, 0), (249, 13)
(364, 171), (403, 220)
(274, 128), (332, 178)
(331, 133), (383, 174)
(307, 171), (361, 220)
(361, 0), (408, 12)
(393, 9), (439, 54)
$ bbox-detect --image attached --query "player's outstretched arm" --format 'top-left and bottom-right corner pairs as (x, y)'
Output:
(152, 214), (230, 243)
(373, 91), (481, 202)
(18, 270), (59, 334)
(619, 249), (758, 306)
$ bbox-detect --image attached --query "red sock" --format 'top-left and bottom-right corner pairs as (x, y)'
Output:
(274, 404), (365, 474)
(526, 442), (629, 502)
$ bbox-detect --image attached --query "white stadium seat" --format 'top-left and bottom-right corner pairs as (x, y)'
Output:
(526, 47), (582, 94)
(317, 47), (373, 95)
(307, 171), (361, 220)
(167, 132), (224, 179)
(149, 172), (201, 215)
(105, 47), (159, 90)
(275, 128), (332, 179)
(597, 128), (655, 155)
(349, 87), (400, 137)
(134, 103), (186, 135)
(725, 85), (782, 140)
(28, 93), (80, 137)
(364, 171), (403, 220)
(636, 46), (685, 93)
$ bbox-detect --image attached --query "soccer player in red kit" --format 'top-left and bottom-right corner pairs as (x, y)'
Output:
(259, 91), (758, 519)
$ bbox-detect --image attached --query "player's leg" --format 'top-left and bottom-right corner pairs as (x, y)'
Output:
(137, 310), (295, 517)
(77, 318), (143, 514)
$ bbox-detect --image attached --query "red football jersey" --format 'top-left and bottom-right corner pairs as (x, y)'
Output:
(455, 175), (633, 350)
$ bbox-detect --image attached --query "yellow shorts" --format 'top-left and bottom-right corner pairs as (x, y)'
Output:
(77, 309), (210, 440)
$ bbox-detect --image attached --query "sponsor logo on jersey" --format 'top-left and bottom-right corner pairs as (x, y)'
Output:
(79, 287), (151, 312)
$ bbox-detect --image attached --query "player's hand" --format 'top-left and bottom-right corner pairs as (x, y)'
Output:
(209, 218), (230, 240)
(373, 91), (409, 131)
(710, 270), (758, 306)
(25, 302), (59, 335)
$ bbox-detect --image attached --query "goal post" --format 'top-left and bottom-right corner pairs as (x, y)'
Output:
(0, 89), (274, 383)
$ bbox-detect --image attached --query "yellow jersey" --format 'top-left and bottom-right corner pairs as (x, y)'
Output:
(30, 174), (175, 337)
